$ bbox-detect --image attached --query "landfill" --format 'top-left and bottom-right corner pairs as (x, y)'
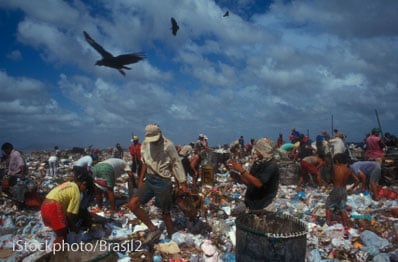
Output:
(0, 148), (397, 262)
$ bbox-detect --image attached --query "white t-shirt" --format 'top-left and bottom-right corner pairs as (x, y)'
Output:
(74, 155), (93, 168)
(329, 137), (346, 156)
(103, 158), (131, 177)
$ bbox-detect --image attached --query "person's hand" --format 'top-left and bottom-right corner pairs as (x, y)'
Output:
(226, 160), (244, 174)
(179, 183), (190, 193)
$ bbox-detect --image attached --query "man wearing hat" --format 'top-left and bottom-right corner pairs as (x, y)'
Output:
(128, 124), (189, 244)
(227, 138), (280, 210)
(128, 135), (142, 195)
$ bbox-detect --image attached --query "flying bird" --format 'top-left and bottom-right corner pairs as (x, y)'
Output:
(171, 17), (179, 36)
(83, 31), (144, 76)
(223, 11), (229, 17)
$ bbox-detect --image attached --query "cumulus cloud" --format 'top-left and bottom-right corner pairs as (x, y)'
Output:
(0, 0), (397, 150)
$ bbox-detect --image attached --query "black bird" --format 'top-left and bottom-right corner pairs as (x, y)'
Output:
(171, 17), (179, 36)
(223, 11), (229, 17)
(83, 31), (144, 76)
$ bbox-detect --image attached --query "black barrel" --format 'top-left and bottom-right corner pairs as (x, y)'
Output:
(235, 211), (307, 262)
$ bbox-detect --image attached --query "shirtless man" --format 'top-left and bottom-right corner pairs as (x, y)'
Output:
(325, 153), (360, 228)
(297, 154), (326, 191)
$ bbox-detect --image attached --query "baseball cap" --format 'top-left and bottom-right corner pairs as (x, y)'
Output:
(144, 124), (161, 142)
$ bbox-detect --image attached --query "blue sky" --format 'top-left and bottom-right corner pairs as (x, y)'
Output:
(1, 0), (397, 151)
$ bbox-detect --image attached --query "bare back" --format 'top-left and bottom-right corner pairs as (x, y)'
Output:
(332, 164), (353, 188)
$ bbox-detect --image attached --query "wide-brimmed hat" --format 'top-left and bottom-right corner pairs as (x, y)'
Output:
(144, 124), (162, 142)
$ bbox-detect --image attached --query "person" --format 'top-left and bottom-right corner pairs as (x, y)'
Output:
(72, 155), (97, 218)
(40, 174), (91, 244)
(72, 155), (97, 178)
(92, 158), (132, 212)
(127, 124), (189, 244)
(245, 138), (255, 154)
(328, 132), (346, 158)
(196, 134), (208, 151)
(112, 143), (124, 159)
(289, 128), (300, 143)
(1, 142), (27, 205)
(295, 134), (313, 161)
(365, 128), (384, 165)
(48, 146), (59, 177)
(297, 154), (326, 191)
(227, 138), (279, 210)
(278, 141), (300, 160)
(349, 161), (381, 201)
(383, 132), (397, 147)
(325, 153), (359, 228)
(321, 130), (331, 142)
(1, 142), (26, 183)
(276, 134), (283, 148)
(238, 136), (245, 150)
(178, 145), (195, 186)
(128, 136), (142, 193)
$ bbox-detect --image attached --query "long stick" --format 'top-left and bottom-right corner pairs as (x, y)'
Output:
(331, 114), (334, 137)
(375, 109), (384, 137)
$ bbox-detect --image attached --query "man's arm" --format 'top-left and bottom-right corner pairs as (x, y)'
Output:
(348, 170), (361, 193)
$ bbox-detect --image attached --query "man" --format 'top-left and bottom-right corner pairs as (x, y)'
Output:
(365, 128), (384, 165)
(349, 161), (381, 200)
(128, 124), (189, 244)
(40, 174), (91, 244)
(73, 155), (97, 218)
(73, 155), (97, 178)
(128, 135), (142, 193)
(227, 138), (279, 210)
(1, 142), (27, 204)
(297, 154), (326, 191)
(329, 132), (346, 157)
(112, 143), (124, 159)
(92, 158), (132, 211)
(325, 153), (359, 228)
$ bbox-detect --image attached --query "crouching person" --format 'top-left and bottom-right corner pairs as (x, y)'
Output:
(40, 174), (91, 244)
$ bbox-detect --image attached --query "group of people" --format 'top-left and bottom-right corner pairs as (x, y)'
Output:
(278, 127), (394, 227)
(1, 125), (395, 246)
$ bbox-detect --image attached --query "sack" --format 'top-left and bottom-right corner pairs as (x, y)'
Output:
(173, 189), (202, 221)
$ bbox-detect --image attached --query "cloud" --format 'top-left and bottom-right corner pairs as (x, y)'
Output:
(0, 0), (397, 151)
(6, 50), (22, 61)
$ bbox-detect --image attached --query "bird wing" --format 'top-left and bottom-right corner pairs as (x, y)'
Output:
(171, 17), (179, 35)
(113, 53), (145, 65)
(83, 31), (113, 58)
(223, 11), (229, 17)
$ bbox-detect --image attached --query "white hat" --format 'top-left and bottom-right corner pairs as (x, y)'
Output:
(144, 124), (161, 142)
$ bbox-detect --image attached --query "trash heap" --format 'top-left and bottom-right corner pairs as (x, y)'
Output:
(0, 150), (397, 261)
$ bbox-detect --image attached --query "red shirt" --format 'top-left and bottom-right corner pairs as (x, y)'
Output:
(129, 143), (141, 161)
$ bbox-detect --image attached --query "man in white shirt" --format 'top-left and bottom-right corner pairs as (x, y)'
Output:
(127, 124), (189, 244)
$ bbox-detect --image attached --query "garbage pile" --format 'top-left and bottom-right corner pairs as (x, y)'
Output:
(0, 150), (397, 262)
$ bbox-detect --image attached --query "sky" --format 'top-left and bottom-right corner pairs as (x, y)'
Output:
(1, 0), (397, 151)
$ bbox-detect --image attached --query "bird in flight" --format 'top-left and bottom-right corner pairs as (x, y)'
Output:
(171, 17), (179, 36)
(223, 11), (229, 17)
(83, 31), (145, 76)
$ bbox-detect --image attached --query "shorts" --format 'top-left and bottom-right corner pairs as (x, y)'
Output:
(135, 174), (173, 213)
(92, 163), (115, 189)
(326, 188), (347, 211)
(369, 167), (381, 183)
(41, 201), (67, 231)
(301, 161), (318, 175)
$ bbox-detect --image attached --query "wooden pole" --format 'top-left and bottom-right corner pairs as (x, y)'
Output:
(375, 109), (384, 137)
